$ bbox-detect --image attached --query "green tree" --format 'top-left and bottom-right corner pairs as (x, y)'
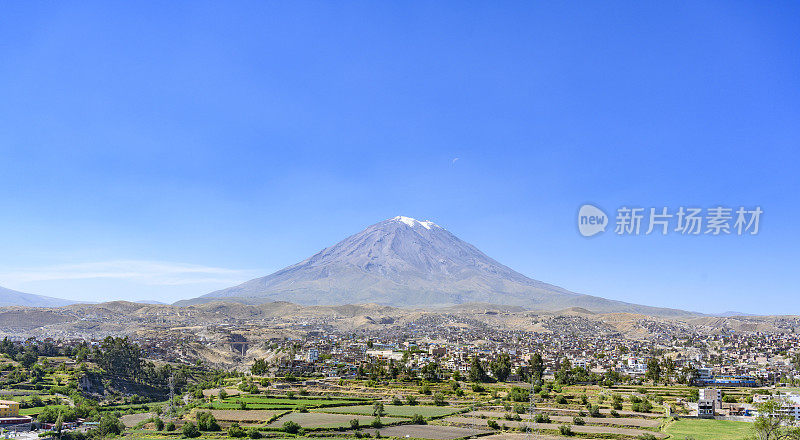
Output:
(373, 401), (385, 416)
(491, 353), (512, 382)
(752, 399), (800, 440)
(97, 414), (125, 437)
(645, 358), (661, 384)
(468, 356), (487, 382)
(530, 353), (544, 384)
(182, 422), (201, 438)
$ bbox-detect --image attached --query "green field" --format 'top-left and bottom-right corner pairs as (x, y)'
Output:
(316, 404), (464, 418)
(664, 419), (752, 440)
(20, 405), (68, 416)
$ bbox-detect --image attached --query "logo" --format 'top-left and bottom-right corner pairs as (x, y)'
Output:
(578, 204), (608, 237)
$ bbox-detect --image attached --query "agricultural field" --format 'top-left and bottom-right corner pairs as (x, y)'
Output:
(267, 411), (405, 429)
(316, 404), (465, 418)
(663, 418), (753, 440)
(365, 424), (491, 439)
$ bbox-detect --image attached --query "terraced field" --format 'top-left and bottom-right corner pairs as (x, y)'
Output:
(317, 404), (465, 418)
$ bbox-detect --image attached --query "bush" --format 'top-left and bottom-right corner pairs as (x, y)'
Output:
(559, 425), (573, 436)
(411, 414), (426, 425)
(433, 393), (447, 406)
(513, 403), (525, 414)
(419, 385), (432, 395)
(98, 414), (125, 437)
(637, 434), (657, 440)
(350, 418), (361, 430)
(154, 417), (164, 431)
(248, 427), (262, 439)
(406, 395), (418, 406)
(371, 417), (383, 428)
(166, 421), (176, 431)
(196, 411), (221, 431)
(555, 395), (568, 404)
(471, 383), (486, 393)
(392, 396), (403, 406)
(228, 423), (247, 438)
(534, 414), (550, 423)
(182, 422), (201, 438)
(572, 416), (585, 425)
(610, 409), (620, 417)
(283, 421), (301, 434)
(487, 420), (500, 430)
(297, 405), (308, 413)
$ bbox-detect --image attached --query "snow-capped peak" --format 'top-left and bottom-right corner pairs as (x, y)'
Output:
(392, 216), (438, 230)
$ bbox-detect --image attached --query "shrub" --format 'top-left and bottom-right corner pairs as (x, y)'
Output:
(196, 411), (220, 431)
(166, 421), (176, 431)
(297, 405), (308, 413)
(471, 383), (485, 393)
(555, 396), (568, 405)
(513, 403), (525, 414)
(153, 417), (164, 431)
(248, 427), (262, 439)
(392, 396), (402, 406)
(411, 413), (426, 425)
(487, 420), (500, 430)
(405, 395), (418, 406)
(419, 385), (431, 395)
(610, 409), (620, 417)
(534, 414), (550, 423)
(228, 423), (247, 438)
(182, 422), (201, 438)
(559, 425), (573, 436)
(572, 416), (585, 425)
(371, 417), (383, 428)
(637, 434), (657, 440)
(283, 421), (301, 434)
(350, 418), (361, 430)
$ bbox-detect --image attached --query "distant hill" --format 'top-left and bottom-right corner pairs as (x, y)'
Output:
(177, 216), (692, 316)
(0, 285), (76, 308)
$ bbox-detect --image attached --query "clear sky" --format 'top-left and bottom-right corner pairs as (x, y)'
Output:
(0, 2), (798, 313)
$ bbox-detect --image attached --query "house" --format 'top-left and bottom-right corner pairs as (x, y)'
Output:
(698, 399), (715, 418)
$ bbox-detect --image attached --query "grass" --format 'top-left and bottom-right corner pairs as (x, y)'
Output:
(20, 405), (68, 416)
(663, 418), (752, 440)
(316, 404), (464, 418)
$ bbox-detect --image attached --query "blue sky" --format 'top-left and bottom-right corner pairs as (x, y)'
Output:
(0, 2), (798, 313)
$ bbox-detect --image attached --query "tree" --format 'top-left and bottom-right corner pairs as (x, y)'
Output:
(530, 353), (544, 384)
(752, 399), (800, 440)
(196, 411), (220, 431)
(97, 414), (125, 437)
(182, 422), (201, 438)
(645, 358), (661, 384)
(18, 348), (38, 369)
(373, 401), (385, 416)
(228, 423), (246, 438)
(251, 359), (269, 376)
(468, 357), (487, 382)
(95, 337), (143, 380)
(282, 421), (301, 434)
(491, 354), (512, 382)
(421, 362), (441, 382)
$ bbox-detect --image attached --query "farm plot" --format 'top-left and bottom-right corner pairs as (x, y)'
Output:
(445, 417), (668, 438)
(663, 418), (752, 440)
(364, 424), (491, 439)
(212, 396), (360, 410)
(268, 412), (404, 429)
(464, 411), (659, 428)
(207, 409), (285, 422)
(120, 412), (155, 428)
(317, 405), (464, 418)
